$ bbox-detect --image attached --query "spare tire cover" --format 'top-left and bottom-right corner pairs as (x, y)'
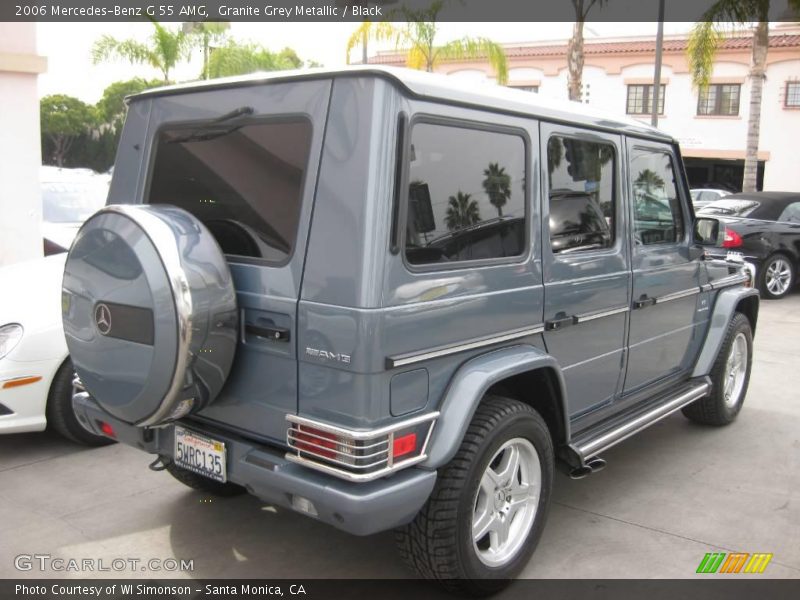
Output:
(62, 204), (238, 427)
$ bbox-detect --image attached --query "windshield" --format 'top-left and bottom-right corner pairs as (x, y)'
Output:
(698, 199), (761, 217)
(42, 180), (109, 223)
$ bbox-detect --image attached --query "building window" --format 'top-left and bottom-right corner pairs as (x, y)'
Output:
(509, 85), (538, 93)
(786, 82), (800, 108)
(626, 84), (665, 115)
(697, 84), (740, 116)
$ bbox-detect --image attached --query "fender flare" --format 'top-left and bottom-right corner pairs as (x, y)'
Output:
(691, 286), (759, 378)
(422, 344), (568, 469)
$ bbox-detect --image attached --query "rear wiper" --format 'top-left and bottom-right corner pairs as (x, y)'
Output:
(210, 105), (254, 124)
(167, 124), (243, 144)
(166, 106), (254, 144)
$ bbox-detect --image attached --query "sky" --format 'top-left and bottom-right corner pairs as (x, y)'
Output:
(37, 21), (699, 104)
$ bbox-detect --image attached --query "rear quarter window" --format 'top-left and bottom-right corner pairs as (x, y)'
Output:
(403, 121), (527, 267)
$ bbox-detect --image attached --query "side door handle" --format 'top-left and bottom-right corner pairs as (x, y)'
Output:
(545, 314), (577, 331)
(245, 323), (291, 342)
(633, 296), (657, 310)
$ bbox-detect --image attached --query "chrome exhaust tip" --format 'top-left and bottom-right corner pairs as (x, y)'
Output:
(569, 466), (593, 479)
(586, 457), (607, 473)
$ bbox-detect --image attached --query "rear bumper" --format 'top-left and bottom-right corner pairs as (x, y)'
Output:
(72, 394), (437, 536)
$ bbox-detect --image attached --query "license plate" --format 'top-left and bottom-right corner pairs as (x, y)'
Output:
(174, 426), (227, 483)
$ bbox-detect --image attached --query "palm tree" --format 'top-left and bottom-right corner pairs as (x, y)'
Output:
(634, 169), (666, 194)
(346, 17), (396, 64)
(207, 42), (303, 78)
(567, 0), (607, 101)
(182, 22), (230, 80)
(348, 0), (508, 84)
(92, 21), (194, 83)
(445, 192), (481, 230)
(687, 1), (800, 192)
(482, 163), (512, 217)
(547, 136), (564, 175)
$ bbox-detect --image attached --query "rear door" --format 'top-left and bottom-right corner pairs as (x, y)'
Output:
(540, 123), (630, 419)
(623, 140), (703, 394)
(139, 80), (332, 442)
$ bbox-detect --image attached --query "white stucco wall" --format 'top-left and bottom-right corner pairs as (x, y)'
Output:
(758, 60), (800, 191)
(444, 46), (799, 192)
(0, 23), (45, 266)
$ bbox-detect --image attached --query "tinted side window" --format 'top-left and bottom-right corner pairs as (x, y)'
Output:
(547, 136), (616, 253)
(778, 202), (800, 223)
(148, 119), (312, 263)
(630, 149), (684, 245)
(404, 122), (526, 266)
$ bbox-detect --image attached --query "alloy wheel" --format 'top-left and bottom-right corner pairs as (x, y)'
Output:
(723, 332), (748, 408)
(472, 438), (541, 567)
(765, 258), (792, 296)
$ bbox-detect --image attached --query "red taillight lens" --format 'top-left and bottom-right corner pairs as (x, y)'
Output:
(294, 426), (337, 459)
(98, 421), (116, 438)
(722, 228), (743, 248)
(392, 432), (418, 459)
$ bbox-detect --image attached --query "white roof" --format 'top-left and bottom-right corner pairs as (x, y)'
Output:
(132, 65), (673, 142)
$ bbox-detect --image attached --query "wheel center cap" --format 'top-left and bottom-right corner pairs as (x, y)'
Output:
(494, 490), (506, 509)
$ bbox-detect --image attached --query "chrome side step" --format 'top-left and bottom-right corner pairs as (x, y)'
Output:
(571, 378), (711, 464)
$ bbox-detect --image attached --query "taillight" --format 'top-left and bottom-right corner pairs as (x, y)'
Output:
(286, 413), (439, 481)
(722, 228), (743, 248)
(97, 421), (116, 438)
(292, 426), (337, 459)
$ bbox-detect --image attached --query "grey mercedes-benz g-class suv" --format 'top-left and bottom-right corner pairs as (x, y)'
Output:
(63, 66), (758, 593)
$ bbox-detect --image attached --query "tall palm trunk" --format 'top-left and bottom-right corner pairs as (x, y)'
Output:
(743, 20), (768, 192)
(567, 18), (585, 102)
(203, 34), (210, 79)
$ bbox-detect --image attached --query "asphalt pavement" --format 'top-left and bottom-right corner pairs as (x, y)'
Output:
(1, 291), (798, 583)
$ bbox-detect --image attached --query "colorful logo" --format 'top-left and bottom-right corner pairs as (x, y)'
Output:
(696, 552), (773, 574)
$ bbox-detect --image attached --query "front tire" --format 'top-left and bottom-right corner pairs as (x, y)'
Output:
(758, 253), (795, 299)
(395, 396), (554, 595)
(46, 359), (115, 447)
(683, 312), (753, 426)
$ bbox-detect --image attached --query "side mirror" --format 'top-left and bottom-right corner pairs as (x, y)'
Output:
(693, 217), (723, 246)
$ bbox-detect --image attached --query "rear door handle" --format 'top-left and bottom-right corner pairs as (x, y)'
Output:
(633, 296), (657, 310)
(245, 324), (290, 342)
(545, 314), (577, 331)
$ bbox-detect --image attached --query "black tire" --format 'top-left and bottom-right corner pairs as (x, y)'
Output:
(46, 359), (115, 447)
(395, 396), (554, 595)
(164, 461), (247, 497)
(758, 253), (795, 300)
(682, 312), (753, 426)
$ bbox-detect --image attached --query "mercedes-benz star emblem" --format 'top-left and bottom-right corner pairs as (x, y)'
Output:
(94, 303), (112, 336)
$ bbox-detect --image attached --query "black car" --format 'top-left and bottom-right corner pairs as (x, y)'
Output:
(699, 192), (800, 299)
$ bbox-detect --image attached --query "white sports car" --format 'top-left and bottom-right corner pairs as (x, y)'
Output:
(0, 253), (111, 445)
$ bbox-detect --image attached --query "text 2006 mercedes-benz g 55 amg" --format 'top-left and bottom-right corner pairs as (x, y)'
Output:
(63, 67), (758, 593)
